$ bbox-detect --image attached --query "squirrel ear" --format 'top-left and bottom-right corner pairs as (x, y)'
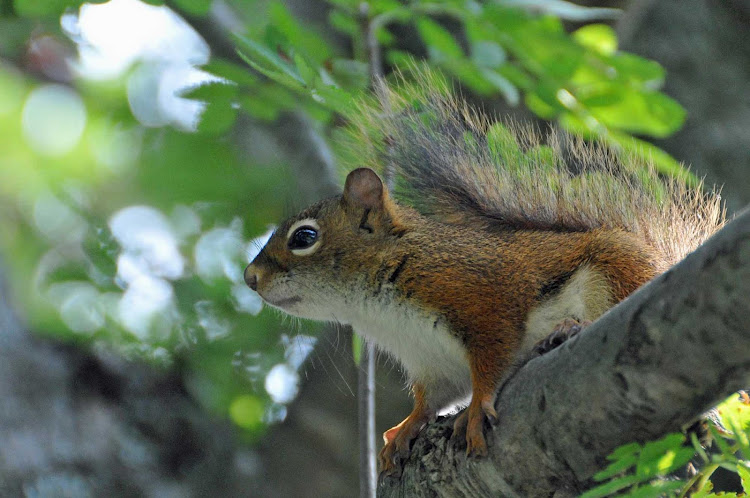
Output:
(343, 168), (385, 209)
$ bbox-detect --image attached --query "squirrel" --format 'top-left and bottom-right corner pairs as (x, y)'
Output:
(243, 73), (725, 476)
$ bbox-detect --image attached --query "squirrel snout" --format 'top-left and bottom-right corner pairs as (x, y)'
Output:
(244, 265), (258, 291)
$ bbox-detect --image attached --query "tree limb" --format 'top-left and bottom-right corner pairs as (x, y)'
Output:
(378, 208), (750, 497)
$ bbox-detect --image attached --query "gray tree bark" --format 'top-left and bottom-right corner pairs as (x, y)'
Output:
(378, 208), (750, 497)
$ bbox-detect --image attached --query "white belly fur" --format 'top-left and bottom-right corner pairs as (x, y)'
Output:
(351, 302), (472, 409)
(349, 265), (611, 410)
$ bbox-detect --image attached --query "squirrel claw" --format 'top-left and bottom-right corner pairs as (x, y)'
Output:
(378, 412), (429, 477)
(378, 442), (404, 478)
(453, 398), (497, 457)
(466, 432), (489, 458)
(533, 318), (592, 355)
(451, 410), (468, 442)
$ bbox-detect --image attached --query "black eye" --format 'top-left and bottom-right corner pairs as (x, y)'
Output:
(288, 226), (318, 250)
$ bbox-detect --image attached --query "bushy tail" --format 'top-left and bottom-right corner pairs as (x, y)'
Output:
(341, 71), (725, 267)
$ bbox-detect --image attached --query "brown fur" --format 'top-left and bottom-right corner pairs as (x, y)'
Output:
(246, 169), (670, 471)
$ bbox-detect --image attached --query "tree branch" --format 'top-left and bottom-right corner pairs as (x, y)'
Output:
(378, 208), (750, 497)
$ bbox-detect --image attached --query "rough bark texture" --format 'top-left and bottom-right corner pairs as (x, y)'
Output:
(378, 208), (750, 497)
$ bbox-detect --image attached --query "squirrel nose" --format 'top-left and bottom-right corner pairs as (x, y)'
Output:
(244, 265), (258, 291)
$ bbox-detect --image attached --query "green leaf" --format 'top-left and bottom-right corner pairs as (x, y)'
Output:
(593, 453), (638, 481)
(235, 49), (305, 92)
(588, 90), (686, 138)
(293, 53), (316, 85)
(620, 480), (684, 498)
(580, 475), (640, 498)
(573, 24), (617, 56)
(717, 392), (750, 433)
(609, 442), (643, 460)
(737, 464), (750, 494)
(610, 53), (665, 86)
(692, 480), (714, 498)
(268, 1), (333, 64)
(416, 18), (464, 62)
(329, 9), (359, 36)
(238, 85), (294, 121)
(181, 81), (238, 101)
(172, 0), (212, 16)
(233, 34), (305, 86)
(196, 101), (237, 135)
(13, 0), (70, 17)
(498, 64), (534, 91)
(635, 434), (689, 478)
(330, 59), (370, 90)
(203, 59), (259, 87)
(310, 84), (356, 115)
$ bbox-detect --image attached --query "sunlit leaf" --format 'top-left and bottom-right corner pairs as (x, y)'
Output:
(573, 24), (617, 56)
(737, 464), (750, 494)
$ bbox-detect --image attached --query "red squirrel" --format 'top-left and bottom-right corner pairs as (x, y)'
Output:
(243, 76), (725, 475)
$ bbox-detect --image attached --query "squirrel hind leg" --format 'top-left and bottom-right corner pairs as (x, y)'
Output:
(454, 345), (513, 458)
(378, 383), (434, 478)
(532, 318), (592, 356)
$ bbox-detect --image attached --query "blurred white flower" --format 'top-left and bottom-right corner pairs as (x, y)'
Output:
(195, 300), (231, 341)
(33, 192), (86, 243)
(118, 274), (174, 340)
(265, 364), (299, 404)
(109, 205), (184, 282)
(194, 217), (244, 283)
(231, 283), (263, 315)
(22, 85), (86, 157)
(47, 282), (104, 334)
(282, 334), (317, 370)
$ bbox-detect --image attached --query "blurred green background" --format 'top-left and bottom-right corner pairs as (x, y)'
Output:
(1, 0), (749, 496)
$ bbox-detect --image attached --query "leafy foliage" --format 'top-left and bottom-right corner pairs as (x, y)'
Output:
(583, 393), (750, 497)
(231, 0), (687, 177)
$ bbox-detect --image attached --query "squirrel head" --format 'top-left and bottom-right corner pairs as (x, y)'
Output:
(244, 168), (407, 321)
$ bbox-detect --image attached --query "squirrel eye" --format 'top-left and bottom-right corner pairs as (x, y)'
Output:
(288, 226), (318, 250)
